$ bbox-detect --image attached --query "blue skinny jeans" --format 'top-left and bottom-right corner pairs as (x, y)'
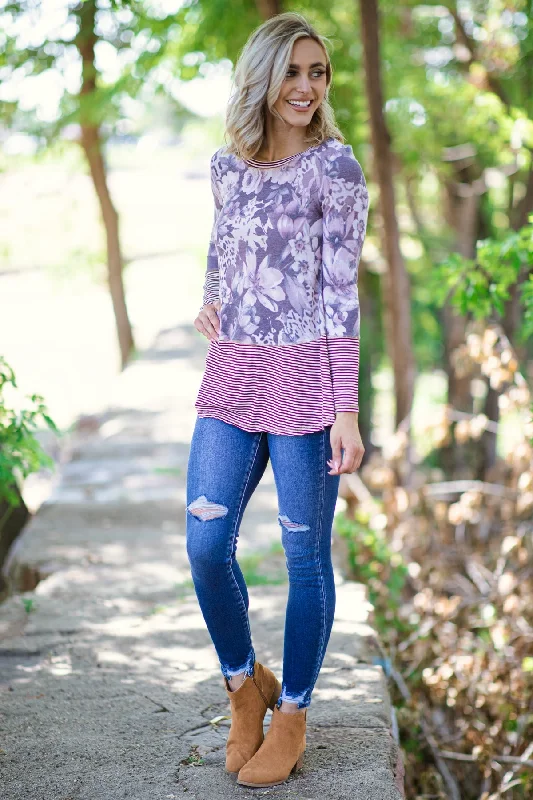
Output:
(185, 415), (340, 709)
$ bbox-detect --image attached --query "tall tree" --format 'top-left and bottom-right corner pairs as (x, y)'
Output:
(359, 0), (416, 431)
(382, 0), (533, 476)
(77, 0), (132, 368)
(255, 0), (282, 19)
(0, 0), (191, 368)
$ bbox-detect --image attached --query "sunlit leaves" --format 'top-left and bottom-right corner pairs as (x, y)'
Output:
(431, 220), (533, 342)
(0, 0), (188, 136)
(0, 356), (59, 507)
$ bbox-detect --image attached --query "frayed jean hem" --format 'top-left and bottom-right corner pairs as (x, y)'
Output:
(220, 647), (256, 681)
(275, 684), (311, 710)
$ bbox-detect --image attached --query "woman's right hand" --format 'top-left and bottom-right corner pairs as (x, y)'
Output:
(194, 299), (221, 341)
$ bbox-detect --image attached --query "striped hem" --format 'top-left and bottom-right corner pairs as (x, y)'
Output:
(195, 335), (359, 435)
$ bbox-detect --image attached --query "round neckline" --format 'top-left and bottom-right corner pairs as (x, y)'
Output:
(243, 138), (330, 168)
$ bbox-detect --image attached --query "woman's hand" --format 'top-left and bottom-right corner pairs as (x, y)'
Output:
(194, 300), (221, 341)
(327, 412), (364, 475)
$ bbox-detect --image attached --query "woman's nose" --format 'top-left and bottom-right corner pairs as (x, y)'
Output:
(296, 75), (311, 94)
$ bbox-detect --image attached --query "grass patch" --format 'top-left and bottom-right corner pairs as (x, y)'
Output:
(180, 745), (205, 767)
(238, 541), (287, 586)
(152, 466), (182, 476)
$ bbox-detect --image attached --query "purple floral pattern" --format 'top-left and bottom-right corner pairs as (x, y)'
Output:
(203, 137), (369, 346)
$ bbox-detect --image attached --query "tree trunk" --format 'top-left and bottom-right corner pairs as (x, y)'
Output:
(503, 154), (533, 366)
(255, 0), (282, 18)
(440, 179), (477, 476)
(442, 181), (476, 416)
(479, 380), (499, 479)
(359, 0), (415, 434)
(479, 159), (533, 478)
(76, 0), (134, 370)
(358, 263), (382, 465)
(79, 126), (134, 369)
(0, 487), (30, 600)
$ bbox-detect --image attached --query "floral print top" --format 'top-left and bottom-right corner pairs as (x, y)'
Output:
(195, 136), (369, 435)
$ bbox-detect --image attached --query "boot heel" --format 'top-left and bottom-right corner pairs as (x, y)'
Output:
(268, 679), (282, 710)
(291, 752), (304, 773)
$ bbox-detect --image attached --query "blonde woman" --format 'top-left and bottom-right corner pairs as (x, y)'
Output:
(186, 11), (368, 788)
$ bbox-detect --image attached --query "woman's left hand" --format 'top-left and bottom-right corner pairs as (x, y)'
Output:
(327, 412), (364, 475)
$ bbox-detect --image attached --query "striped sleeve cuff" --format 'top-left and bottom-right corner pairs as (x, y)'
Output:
(201, 270), (219, 309)
(327, 336), (360, 413)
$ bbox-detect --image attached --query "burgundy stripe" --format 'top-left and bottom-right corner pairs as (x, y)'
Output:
(195, 336), (359, 435)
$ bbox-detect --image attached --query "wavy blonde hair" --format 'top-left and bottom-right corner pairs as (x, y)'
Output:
(224, 12), (344, 161)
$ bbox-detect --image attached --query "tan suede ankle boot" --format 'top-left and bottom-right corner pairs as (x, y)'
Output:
(236, 704), (307, 787)
(224, 661), (282, 774)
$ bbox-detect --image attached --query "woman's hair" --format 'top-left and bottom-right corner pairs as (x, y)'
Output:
(224, 12), (344, 161)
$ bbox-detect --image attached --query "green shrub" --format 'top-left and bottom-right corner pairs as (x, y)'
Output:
(0, 356), (59, 508)
(335, 507), (413, 642)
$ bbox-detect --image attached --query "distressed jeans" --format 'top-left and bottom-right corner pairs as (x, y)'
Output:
(185, 415), (340, 709)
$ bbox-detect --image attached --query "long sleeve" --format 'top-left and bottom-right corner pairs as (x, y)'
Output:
(200, 153), (223, 309)
(320, 146), (369, 413)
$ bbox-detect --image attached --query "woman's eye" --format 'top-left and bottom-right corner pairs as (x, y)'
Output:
(285, 70), (326, 78)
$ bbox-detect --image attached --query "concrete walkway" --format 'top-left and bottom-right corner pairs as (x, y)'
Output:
(0, 320), (404, 799)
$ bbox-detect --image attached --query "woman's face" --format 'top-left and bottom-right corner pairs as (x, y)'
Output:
(272, 37), (328, 127)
